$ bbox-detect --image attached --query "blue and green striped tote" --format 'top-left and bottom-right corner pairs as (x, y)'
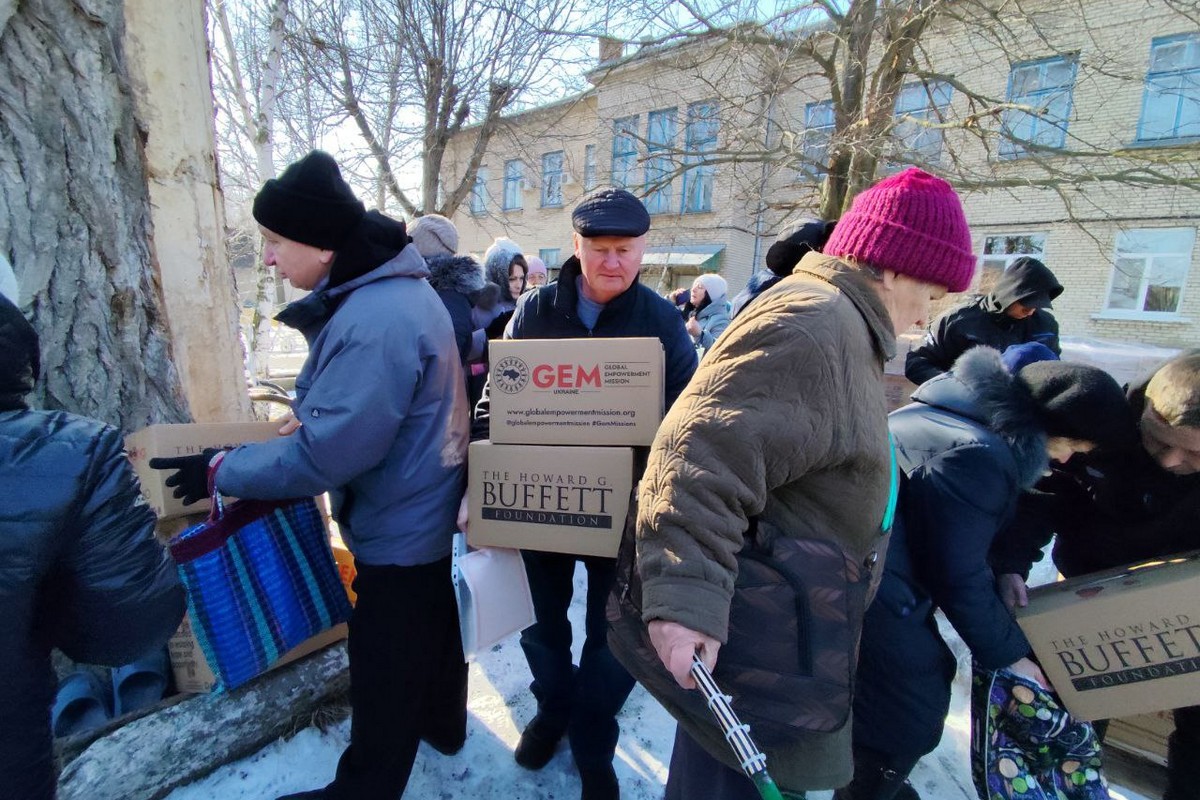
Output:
(168, 497), (352, 691)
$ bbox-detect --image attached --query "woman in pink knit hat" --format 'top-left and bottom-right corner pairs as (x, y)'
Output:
(620, 168), (976, 800)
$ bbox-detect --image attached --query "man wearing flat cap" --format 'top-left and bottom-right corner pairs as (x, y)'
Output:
(472, 187), (696, 799)
(152, 151), (470, 800)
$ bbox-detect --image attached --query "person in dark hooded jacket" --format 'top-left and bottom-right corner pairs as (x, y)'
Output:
(843, 348), (1136, 800)
(0, 259), (185, 800)
(905, 256), (1063, 386)
(151, 151), (469, 800)
(409, 213), (488, 366)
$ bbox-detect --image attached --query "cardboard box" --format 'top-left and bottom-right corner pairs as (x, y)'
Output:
(1106, 711), (1173, 766)
(1016, 552), (1200, 720)
(125, 421), (283, 520)
(467, 441), (634, 558)
(486, 338), (664, 446)
(168, 614), (347, 693)
(331, 534), (357, 605)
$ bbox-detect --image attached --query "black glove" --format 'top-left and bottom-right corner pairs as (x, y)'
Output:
(148, 447), (222, 506)
(485, 310), (514, 340)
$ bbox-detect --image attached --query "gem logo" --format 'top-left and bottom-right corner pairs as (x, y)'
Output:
(493, 356), (530, 394)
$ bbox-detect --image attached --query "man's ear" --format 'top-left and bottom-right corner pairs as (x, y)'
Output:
(319, 249), (335, 265)
(572, 232), (583, 260)
(880, 268), (898, 290)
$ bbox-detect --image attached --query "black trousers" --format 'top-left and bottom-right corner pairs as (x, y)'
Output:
(1098, 704), (1200, 800)
(518, 550), (635, 771)
(326, 557), (467, 800)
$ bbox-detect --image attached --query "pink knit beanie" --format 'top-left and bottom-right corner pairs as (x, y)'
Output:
(823, 168), (975, 292)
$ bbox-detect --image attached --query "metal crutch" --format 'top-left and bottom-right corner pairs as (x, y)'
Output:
(690, 653), (789, 800)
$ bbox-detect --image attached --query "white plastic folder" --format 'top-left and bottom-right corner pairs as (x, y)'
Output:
(451, 532), (536, 661)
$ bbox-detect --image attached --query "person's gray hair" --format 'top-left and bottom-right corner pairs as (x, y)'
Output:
(1145, 349), (1200, 428)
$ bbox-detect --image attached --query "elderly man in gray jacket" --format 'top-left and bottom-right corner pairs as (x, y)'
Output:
(153, 151), (469, 800)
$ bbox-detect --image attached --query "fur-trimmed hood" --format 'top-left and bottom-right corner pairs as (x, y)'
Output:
(912, 346), (1048, 489)
(426, 254), (486, 297)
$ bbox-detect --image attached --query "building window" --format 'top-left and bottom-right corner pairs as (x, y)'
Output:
(583, 145), (598, 191)
(979, 233), (1047, 297)
(503, 160), (523, 211)
(540, 248), (562, 282)
(612, 116), (639, 189)
(1105, 227), (1195, 316)
(644, 108), (676, 215)
(893, 81), (952, 165)
(470, 169), (488, 216)
(981, 233), (1047, 271)
(1001, 56), (1077, 157)
(1137, 34), (1200, 142)
(801, 100), (835, 179)
(541, 151), (564, 207)
(682, 101), (718, 213)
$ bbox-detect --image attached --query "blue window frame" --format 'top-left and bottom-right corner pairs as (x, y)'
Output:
(1001, 56), (1077, 157)
(583, 144), (598, 191)
(612, 116), (639, 188)
(682, 101), (718, 213)
(893, 81), (953, 165)
(1137, 34), (1200, 142)
(801, 100), (835, 179)
(541, 151), (564, 207)
(502, 160), (523, 210)
(644, 108), (676, 215)
(470, 169), (487, 215)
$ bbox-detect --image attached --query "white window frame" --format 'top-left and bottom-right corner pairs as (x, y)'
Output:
(1101, 226), (1196, 320)
(979, 232), (1048, 272)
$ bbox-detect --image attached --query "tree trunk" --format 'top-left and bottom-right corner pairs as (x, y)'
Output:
(0, 0), (189, 430)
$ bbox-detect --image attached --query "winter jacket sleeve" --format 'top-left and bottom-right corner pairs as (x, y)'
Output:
(905, 445), (1031, 669)
(1027, 312), (1061, 356)
(437, 289), (474, 364)
(989, 487), (1060, 579)
(695, 310), (730, 354)
(637, 307), (840, 642)
(217, 322), (420, 499)
(905, 312), (961, 385)
(662, 309), (699, 410)
(47, 427), (185, 665)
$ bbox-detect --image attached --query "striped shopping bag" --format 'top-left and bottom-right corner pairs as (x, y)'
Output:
(168, 496), (352, 691)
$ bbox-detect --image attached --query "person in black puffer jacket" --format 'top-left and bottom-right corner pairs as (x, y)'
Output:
(0, 266), (185, 800)
(906, 256), (1063, 386)
(845, 348), (1136, 799)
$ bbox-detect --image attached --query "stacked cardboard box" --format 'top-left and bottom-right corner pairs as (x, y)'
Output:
(468, 338), (664, 558)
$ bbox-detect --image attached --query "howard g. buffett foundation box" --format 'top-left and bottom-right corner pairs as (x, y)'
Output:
(486, 338), (664, 446)
(467, 441), (634, 558)
(1016, 551), (1200, 721)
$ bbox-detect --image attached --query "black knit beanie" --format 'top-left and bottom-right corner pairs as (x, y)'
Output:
(1017, 361), (1138, 452)
(765, 218), (837, 277)
(253, 151), (366, 250)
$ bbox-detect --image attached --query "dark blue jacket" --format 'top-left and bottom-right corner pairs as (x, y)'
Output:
(881, 347), (1046, 670)
(473, 256), (697, 437)
(0, 297), (185, 799)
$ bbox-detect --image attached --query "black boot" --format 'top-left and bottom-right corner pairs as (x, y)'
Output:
(579, 763), (619, 800)
(833, 746), (919, 800)
(515, 713), (566, 770)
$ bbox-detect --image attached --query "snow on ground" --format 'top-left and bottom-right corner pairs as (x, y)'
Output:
(166, 561), (1153, 800)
